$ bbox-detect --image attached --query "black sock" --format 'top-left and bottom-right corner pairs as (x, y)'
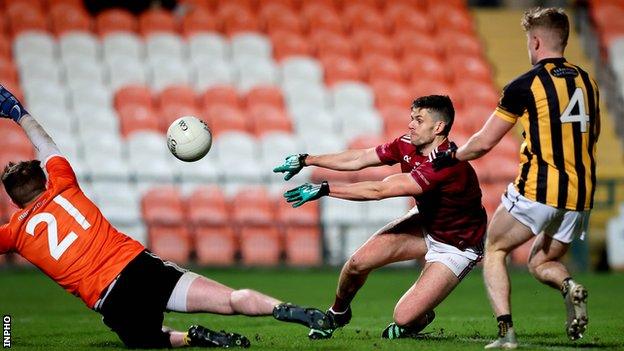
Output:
(496, 314), (513, 327)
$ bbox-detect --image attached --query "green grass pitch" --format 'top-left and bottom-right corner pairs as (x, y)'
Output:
(1, 267), (623, 350)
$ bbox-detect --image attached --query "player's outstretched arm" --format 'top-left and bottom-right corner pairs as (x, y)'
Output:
(273, 148), (383, 180)
(284, 173), (421, 207)
(0, 85), (60, 160)
(455, 113), (514, 161)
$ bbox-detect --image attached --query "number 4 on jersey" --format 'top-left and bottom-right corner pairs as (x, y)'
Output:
(25, 195), (91, 260)
(560, 87), (590, 133)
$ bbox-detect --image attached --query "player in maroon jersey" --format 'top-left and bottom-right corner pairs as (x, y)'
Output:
(274, 95), (487, 339)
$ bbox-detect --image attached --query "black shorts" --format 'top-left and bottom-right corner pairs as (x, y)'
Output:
(98, 250), (186, 348)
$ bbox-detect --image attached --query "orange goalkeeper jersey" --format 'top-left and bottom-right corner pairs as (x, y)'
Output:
(0, 156), (144, 308)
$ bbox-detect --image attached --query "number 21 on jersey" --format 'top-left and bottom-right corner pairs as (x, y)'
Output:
(560, 87), (590, 133)
(25, 195), (91, 260)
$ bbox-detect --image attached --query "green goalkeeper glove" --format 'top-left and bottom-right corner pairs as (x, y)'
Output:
(284, 181), (330, 208)
(273, 153), (308, 180)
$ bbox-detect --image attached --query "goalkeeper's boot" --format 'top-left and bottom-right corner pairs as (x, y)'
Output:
(381, 310), (435, 339)
(272, 303), (333, 330)
(308, 306), (352, 340)
(484, 321), (517, 349)
(562, 279), (588, 340)
(186, 325), (250, 348)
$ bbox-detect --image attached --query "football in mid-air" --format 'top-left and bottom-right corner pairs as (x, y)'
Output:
(166, 116), (212, 162)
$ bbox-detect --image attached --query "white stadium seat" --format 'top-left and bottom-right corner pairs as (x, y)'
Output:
(231, 33), (272, 61)
(80, 130), (125, 161)
(331, 82), (375, 111)
(102, 33), (144, 63)
(59, 32), (100, 62)
(18, 57), (63, 84)
(148, 58), (190, 91)
(283, 81), (329, 110)
(300, 133), (346, 155)
(146, 33), (186, 62)
(188, 33), (229, 62)
(24, 83), (68, 111)
(321, 198), (368, 226)
(14, 32), (57, 63)
(281, 57), (323, 85)
(234, 57), (279, 91)
(63, 57), (105, 86)
(290, 105), (339, 135)
(106, 57), (148, 90)
(126, 131), (169, 161)
(192, 58), (235, 90)
(68, 83), (112, 110)
(334, 106), (383, 141)
(86, 154), (132, 181)
(366, 197), (411, 225)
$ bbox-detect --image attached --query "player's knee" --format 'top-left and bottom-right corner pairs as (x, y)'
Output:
(230, 289), (254, 307)
(526, 257), (541, 277)
(345, 255), (371, 275)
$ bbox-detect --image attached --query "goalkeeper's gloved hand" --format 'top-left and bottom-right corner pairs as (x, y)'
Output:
(284, 181), (329, 208)
(0, 84), (28, 123)
(273, 153), (308, 180)
(429, 142), (458, 170)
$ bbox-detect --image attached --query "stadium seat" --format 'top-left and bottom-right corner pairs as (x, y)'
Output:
(95, 9), (138, 36)
(270, 30), (311, 61)
(331, 82), (375, 111)
(102, 33), (144, 63)
(201, 85), (240, 109)
(393, 30), (442, 59)
(284, 226), (322, 266)
(230, 186), (275, 226)
(193, 59), (235, 90)
(175, 150), (221, 184)
(8, 8), (48, 36)
(239, 226), (281, 266)
(321, 197), (368, 226)
(50, 3), (91, 35)
(401, 53), (448, 83)
(301, 2), (343, 34)
(428, 3), (474, 34)
(290, 105), (337, 137)
(384, 3), (432, 34)
(13, 32), (56, 64)
(194, 226), (237, 265)
(234, 57), (279, 90)
(148, 224), (192, 264)
(310, 30), (354, 60)
(248, 104), (292, 136)
(59, 32), (99, 62)
(447, 54), (493, 82)
(408, 78), (453, 99)
(0, 58), (18, 84)
(221, 11), (260, 36)
(63, 58), (104, 87)
(142, 186), (186, 225)
(0, 36), (11, 60)
(139, 9), (178, 36)
(262, 6), (304, 35)
(320, 54), (362, 86)
(360, 54), (404, 83)
(280, 57), (323, 85)
(188, 33), (229, 62)
(282, 81), (329, 110)
(213, 131), (264, 183)
(342, 3), (386, 34)
(438, 29), (483, 57)
(351, 29), (394, 59)
(117, 105), (161, 137)
(114, 85), (153, 110)
(310, 167), (355, 184)
(333, 107), (383, 141)
(158, 103), (202, 132)
(157, 85), (198, 110)
(204, 104), (248, 136)
(148, 59), (191, 91)
(106, 58), (148, 90)
(244, 85), (284, 108)
(259, 132), (303, 180)
(181, 8), (218, 37)
(187, 185), (229, 226)
(371, 80), (412, 110)
(232, 33), (273, 61)
(275, 192), (319, 226)
(146, 33), (185, 62)
(23, 82), (67, 109)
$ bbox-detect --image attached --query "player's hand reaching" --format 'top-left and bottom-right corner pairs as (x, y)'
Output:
(429, 142), (458, 170)
(0, 85), (28, 123)
(284, 181), (329, 208)
(273, 154), (308, 180)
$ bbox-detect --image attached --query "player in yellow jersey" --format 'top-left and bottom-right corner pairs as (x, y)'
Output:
(0, 85), (329, 348)
(432, 7), (599, 349)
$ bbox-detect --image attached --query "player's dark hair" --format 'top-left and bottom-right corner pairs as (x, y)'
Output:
(412, 95), (454, 136)
(2, 160), (46, 208)
(521, 7), (569, 49)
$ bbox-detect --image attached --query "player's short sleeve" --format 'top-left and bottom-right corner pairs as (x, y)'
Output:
(0, 224), (12, 254)
(495, 77), (529, 123)
(44, 155), (77, 188)
(409, 162), (450, 193)
(375, 137), (403, 165)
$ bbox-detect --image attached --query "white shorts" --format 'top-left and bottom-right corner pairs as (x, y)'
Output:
(424, 234), (482, 280)
(501, 183), (590, 243)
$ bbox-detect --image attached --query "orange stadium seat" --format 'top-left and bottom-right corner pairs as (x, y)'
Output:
(438, 29), (483, 57)
(50, 3), (91, 35)
(348, 134), (387, 149)
(354, 164), (399, 182)
(361, 54), (404, 83)
(114, 85), (154, 110)
(187, 185), (230, 226)
(380, 105), (409, 135)
(6, 0), (43, 19)
(194, 226), (238, 266)
(239, 225), (281, 266)
(275, 195), (319, 226)
(454, 80), (499, 109)
(270, 30), (311, 61)
(284, 226), (322, 266)
(493, 135), (520, 160)
(248, 104), (292, 136)
(351, 29), (395, 58)
(260, 3), (303, 34)
(0, 36), (11, 60)
(320, 54), (362, 86)
(157, 85), (198, 110)
(204, 104), (249, 136)
(0, 58), (18, 84)
(9, 9), (48, 36)
(454, 105), (494, 134)
(221, 10), (260, 36)
(310, 30), (355, 59)
(159, 103), (202, 132)
(447, 54), (493, 83)
(302, 2), (343, 34)
(310, 167), (356, 184)
(484, 157), (518, 184)
(178, 0), (215, 11)
(95, 9), (137, 36)
(429, 3), (473, 34)
(371, 80), (412, 110)
(231, 186), (275, 226)
(142, 186), (186, 225)
(139, 8), (178, 36)
(401, 53), (450, 83)
(217, 0), (254, 14)
(408, 77), (453, 98)
(342, 3), (387, 34)
(0, 145), (34, 167)
(384, 3), (433, 34)
(201, 85), (241, 109)
(149, 225), (192, 264)
(181, 8), (218, 37)
(1, 122), (32, 156)
(118, 105), (161, 137)
(480, 183), (504, 218)
(244, 85), (284, 108)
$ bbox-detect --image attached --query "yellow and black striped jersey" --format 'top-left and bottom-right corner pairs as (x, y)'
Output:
(494, 57), (600, 211)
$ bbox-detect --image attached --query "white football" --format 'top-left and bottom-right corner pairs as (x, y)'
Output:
(166, 116), (212, 162)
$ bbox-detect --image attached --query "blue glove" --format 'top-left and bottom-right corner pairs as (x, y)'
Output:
(0, 85), (28, 123)
(273, 153), (308, 181)
(284, 181), (329, 208)
(429, 142), (458, 170)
